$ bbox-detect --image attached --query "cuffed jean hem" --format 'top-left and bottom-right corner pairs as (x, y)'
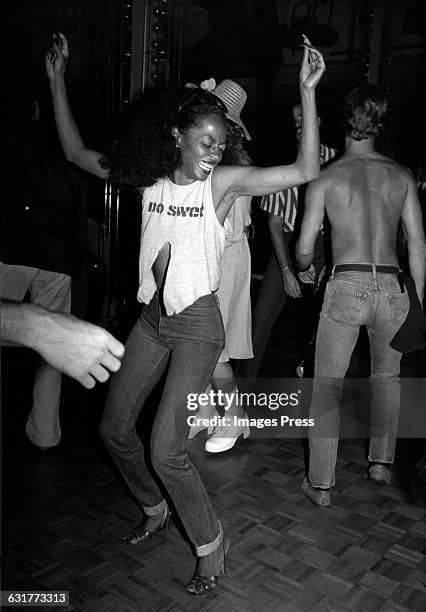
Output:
(195, 521), (222, 557)
(368, 457), (393, 465)
(308, 477), (335, 489)
(143, 499), (168, 516)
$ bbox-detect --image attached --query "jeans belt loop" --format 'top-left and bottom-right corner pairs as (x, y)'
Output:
(372, 263), (378, 290)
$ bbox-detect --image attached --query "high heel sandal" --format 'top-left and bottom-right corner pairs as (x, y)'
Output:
(122, 507), (171, 545)
(186, 535), (230, 595)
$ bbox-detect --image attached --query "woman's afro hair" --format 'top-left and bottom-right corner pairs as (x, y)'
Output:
(103, 87), (227, 187)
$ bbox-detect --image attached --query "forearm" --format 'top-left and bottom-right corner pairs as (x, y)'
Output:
(269, 220), (302, 297)
(1, 302), (44, 348)
(270, 226), (292, 272)
(296, 88), (320, 183)
(49, 75), (108, 178)
(408, 241), (426, 302)
(296, 239), (314, 271)
(49, 74), (85, 162)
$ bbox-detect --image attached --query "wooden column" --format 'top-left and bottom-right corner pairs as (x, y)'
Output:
(367, 0), (386, 84)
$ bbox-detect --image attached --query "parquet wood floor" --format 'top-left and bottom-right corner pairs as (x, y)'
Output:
(3, 407), (426, 611)
(2, 293), (426, 611)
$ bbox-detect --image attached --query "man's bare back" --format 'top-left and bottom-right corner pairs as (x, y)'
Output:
(317, 151), (411, 265)
(297, 83), (425, 300)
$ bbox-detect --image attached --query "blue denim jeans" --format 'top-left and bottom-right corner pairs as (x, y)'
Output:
(308, 270), (410, 488)
(100, 291), (224, 554)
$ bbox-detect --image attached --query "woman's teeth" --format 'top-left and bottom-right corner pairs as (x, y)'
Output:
(198, 161), (215, 172)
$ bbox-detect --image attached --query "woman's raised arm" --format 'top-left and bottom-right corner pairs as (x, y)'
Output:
(213, 37), (325, 205)
(46, 33), (109, 180)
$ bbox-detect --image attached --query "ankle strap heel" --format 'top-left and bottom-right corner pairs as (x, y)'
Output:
(123, 506), (171, 545)
(186, 534), (230, 595)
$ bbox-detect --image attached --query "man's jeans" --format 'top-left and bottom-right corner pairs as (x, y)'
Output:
(309, 270), (410, 488)
(100, 291), (224, 553)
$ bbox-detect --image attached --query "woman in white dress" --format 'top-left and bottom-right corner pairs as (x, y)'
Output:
(189, 80), (253, 452)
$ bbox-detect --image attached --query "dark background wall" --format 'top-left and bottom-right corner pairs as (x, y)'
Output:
(0, 0), (123, 150)
(180, 0), (425, 169)
(1, 0), (424, 166)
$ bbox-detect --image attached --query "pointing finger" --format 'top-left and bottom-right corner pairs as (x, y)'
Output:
(301, 42), (309, 66)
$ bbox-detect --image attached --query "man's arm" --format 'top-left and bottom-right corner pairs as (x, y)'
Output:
(268, 214), (302, 298)
(46, 33), (109, 179)
(296, 179), (326, 270)
(1, 302), (124, 389)
(401, 173), (426, 302)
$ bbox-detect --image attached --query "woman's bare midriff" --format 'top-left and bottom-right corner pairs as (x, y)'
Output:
(152, 243), (171, 289)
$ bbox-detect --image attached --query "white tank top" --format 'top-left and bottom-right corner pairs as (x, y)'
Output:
(137, 171), (226, 315)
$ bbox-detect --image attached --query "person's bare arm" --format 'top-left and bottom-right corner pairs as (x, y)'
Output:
(213, 40), (324, 203)
(1, 302), (124, 388)
(268, 214), (301, 298)
(296, 179), (326, 271)
(401, 173), (426, 302)
(45, 33), (109, 180)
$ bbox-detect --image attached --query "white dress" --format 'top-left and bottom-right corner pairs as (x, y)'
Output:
(216, 195), (253, 362)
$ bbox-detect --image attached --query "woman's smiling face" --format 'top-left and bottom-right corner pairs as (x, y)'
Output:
(173, 113), (228, 184)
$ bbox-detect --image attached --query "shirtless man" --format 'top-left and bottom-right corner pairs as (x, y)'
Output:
(296, 84), (426, 506)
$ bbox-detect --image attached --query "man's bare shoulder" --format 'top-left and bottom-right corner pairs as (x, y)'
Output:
(377, 158), (416, 189)
(312, 161), (342, 186)
(321, 153), (412, 180)
(375, 154), (413, 176)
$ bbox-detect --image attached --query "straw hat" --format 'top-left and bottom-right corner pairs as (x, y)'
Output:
(212, 80), (251, 141)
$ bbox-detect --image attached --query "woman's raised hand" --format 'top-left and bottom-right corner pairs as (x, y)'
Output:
(299, 35), (325, 90)
(45, 32), (69, 79)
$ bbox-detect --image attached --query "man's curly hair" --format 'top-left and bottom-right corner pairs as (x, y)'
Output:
(221, 122), (252, 166)
(344, 84), (388, 141)
(102, 88), (228, 187)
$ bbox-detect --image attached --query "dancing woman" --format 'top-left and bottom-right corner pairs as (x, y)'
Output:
(46, 33), (324, 595)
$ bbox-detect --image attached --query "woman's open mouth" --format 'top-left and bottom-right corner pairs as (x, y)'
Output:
(198, 160), (216, 173)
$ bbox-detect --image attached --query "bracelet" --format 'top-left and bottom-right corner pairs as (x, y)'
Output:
(279, 265), (290, 272)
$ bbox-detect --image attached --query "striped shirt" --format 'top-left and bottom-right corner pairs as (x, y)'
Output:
(260, 143), (337, 232)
